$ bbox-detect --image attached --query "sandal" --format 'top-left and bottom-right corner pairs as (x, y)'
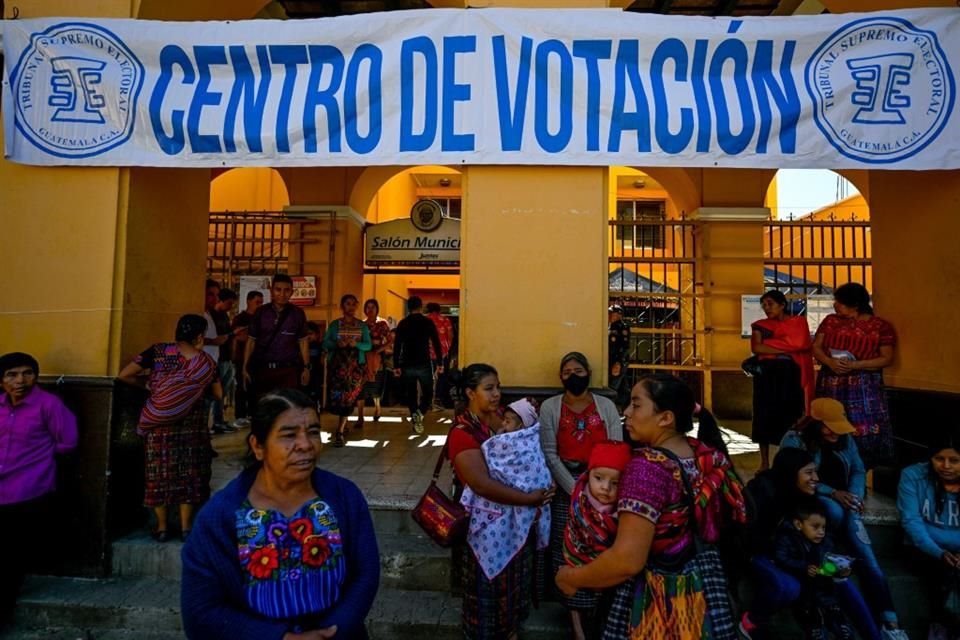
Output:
(152, 530), (171, 543)
(333, 433), (346, 448)
(180, 529), (191, 543)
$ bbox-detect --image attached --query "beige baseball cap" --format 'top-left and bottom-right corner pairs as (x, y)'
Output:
(810, 398), (856, 435)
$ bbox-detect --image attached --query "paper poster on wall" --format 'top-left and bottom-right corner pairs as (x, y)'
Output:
(238, 276), (273, 306)
(290, 276), (317, 306)
(741, 295), (767, 338)
(238, 275), (317, 306)
(806, 295), (835, 336)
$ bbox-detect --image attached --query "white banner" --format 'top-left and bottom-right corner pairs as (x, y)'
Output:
(2, 8), (957, 168)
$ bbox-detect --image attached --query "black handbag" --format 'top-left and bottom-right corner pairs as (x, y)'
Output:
(741, 355), (763, 377)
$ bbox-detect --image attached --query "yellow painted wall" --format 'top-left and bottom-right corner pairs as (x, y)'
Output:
(461, 166), (607, 387)
(870, 170), (960, 393)
(117, 169), (212, 368)
(0, 127), (123, 375)
(210, 168), (290, 212)
(0, 0), (126, 376)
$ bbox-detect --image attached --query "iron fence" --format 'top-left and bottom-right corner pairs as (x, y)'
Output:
(763, 219), (872, 311)
(609, 219), (701, 371)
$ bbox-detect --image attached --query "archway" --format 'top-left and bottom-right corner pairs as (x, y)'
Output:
(350, 165), (463, 324)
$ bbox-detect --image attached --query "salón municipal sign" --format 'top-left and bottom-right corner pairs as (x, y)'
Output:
(365, 200), (460, 266)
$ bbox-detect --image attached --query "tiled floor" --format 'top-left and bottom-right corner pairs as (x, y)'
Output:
(210, 406), (457, 508)
(209, 409), (896, 519)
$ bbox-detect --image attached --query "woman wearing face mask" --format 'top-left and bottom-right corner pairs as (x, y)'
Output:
(539, 352), (622, 640)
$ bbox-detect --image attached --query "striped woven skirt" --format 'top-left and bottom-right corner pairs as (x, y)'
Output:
(459, 533), (535, 640)
(142, 405), (212, 507)
(816, 370), (894, 469)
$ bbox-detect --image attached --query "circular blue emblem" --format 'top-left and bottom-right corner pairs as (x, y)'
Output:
(12, 22), (145, 159)
(804, 16), (954, 164)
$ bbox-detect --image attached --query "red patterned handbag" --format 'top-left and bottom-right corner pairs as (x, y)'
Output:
(411, 443), (467, 547)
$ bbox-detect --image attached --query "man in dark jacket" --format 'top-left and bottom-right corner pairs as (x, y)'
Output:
(393, 296), (442, 434)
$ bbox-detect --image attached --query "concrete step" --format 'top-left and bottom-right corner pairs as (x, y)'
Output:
(12, 577), (181, 634)
(1, 629), (183, 640)
(366, 588), (569, 640)
(11, 573), (929, 640)
(110, 534), (182, 581)
(378, 533), (451, 592)
(110, 529), (450, 592)
(10, 578), (572, 640)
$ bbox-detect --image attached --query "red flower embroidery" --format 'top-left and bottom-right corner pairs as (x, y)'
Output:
(247, 545), (279, 580)
(289, 517), (314, 542)
(301, 535), (332, 567)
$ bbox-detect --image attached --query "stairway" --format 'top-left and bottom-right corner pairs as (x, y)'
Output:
(7, 494), (931, 639)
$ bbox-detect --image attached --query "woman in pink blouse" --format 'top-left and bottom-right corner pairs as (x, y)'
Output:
(555, 374), (746, 640)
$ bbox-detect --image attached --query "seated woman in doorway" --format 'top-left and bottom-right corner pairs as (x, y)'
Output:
(322, 294), (372, 447)
(538, 352), (622, 640)
(779, 398), (902, 634)
(898, 429), (960, 640)
(739, 447), (880, 640)
(447, 364), (556, 640)
(748, 289), (814, 471)
(117, 314), (221, 543)
(555, 374), (746, 640)
(181, 388), (379, 640)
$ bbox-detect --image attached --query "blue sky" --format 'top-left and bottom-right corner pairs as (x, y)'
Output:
(776, 169), (859, 219)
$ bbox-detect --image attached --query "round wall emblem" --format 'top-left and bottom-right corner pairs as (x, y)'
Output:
(804, 16), (954, 164)
(410, 200), (444, 232)
(12, 22), (145, 159)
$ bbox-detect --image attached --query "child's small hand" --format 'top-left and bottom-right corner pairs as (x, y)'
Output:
(807, 565), (820, 577)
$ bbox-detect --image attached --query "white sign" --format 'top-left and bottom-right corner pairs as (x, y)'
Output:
(238, 275), (273, 307)
(741, 294), (767, 338)
(366, 217), (460, 265)
(806, 294), (835, 336)
(2, 9), (958, 169)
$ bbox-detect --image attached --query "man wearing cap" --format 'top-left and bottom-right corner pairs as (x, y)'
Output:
(0, 352), (78, 627)
(608, 304), (630, 407)
(779, 397), (903, 633)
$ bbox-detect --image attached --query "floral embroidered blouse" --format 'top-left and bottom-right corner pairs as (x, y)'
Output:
(556, 401), (608, 466)
(617, 439), (747, 566)
(235, 496), (346, 620)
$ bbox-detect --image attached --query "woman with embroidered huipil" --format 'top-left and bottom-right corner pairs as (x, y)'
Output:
(181, 389), (379, 640)
(812, 283), (896, 469)
(117, 314), (221, 543)
(555, 374), (746, 640)
(322, 294), (372, 447)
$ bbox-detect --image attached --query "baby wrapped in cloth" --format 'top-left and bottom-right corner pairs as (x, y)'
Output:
(459, 399), (552, 580)
(563, 440), (633, 566)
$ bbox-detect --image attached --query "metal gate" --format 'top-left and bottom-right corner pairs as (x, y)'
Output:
(206, 210), (340, 314)
(609, 215), (872, 402)
(763, 218), (872, 306)
(609, 216), (704, 395)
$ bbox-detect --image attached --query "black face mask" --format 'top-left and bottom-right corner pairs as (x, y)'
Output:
(562, 373), (590, 395)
